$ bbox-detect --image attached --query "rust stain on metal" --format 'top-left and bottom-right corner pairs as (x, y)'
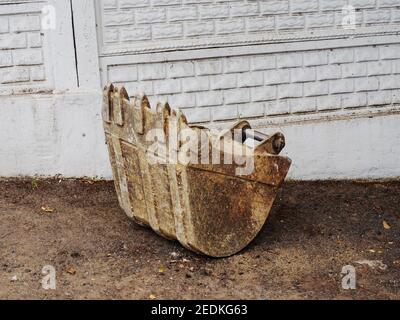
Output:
(102, 84), (291, 257)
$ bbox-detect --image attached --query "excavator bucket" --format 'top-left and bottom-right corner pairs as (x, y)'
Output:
(102, 84), (291, 257)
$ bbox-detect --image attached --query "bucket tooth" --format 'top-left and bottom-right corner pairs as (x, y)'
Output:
(132, 93), (149, 134)
(112, 87), (127, 126)
(102, 84), (292, 257)
(156, 101), (171, 115)
(156, 102), (171, 135)
(120, 86), (129, 101)
(178, 113), (188, 126)
(135, 92), (150, 110)
(102, 84), (114, 123)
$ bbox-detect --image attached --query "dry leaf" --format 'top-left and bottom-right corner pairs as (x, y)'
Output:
(383, 220), (391, 230)
(66, 267), (76, 275)
(158, 267), (165, 274)
(149, 294), (156, 300)
(41, 206), (54, 213)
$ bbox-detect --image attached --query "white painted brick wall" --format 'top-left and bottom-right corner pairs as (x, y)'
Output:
(10, 15), (41, 32)
(107, 43), (400, 123)
(0, 6), (47, 93)
(98, 0), (400, 48)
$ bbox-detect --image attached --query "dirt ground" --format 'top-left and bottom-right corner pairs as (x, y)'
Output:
(0, 178), (399, 300)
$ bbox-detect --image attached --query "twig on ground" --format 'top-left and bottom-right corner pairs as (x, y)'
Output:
(0, 232), (12, 239)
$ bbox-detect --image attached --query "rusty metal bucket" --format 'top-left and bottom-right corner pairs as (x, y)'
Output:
(102, 84), (291, 257)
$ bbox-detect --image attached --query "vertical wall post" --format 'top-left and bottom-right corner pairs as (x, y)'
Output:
(70, 0), (101, 90)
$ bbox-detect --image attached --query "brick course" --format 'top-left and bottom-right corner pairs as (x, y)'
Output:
(107, 44), (400, 123)
(99, 0), (400, 46)
(0, 10), (46, 87)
